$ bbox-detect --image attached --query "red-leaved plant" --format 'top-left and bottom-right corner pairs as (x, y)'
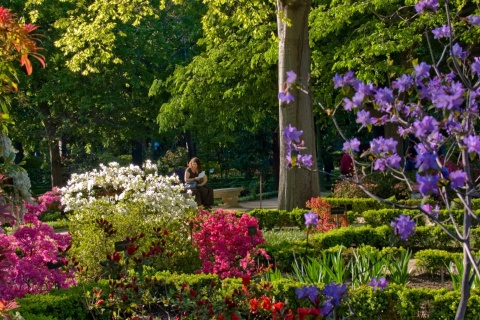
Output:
(306, 196), (348, 232)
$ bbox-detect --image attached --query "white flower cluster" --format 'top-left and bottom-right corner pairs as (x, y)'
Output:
(61, 161), (197, 220)
(0, 132), (16, 159)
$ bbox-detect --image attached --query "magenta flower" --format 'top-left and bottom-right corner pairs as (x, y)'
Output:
(391, 214), (416, 241)
(304, 212), (318, 227)
(286, 70), (297, 83)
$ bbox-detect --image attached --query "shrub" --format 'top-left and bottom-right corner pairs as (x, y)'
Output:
(192, 209), (269, 278)
(307, 196), (348, 231)
(0, 220), (75, 300)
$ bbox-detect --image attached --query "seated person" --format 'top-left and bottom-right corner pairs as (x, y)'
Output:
(184, 157), (214, 209)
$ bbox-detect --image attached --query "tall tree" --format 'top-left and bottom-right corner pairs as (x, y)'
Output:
(277, 0), (320, 210)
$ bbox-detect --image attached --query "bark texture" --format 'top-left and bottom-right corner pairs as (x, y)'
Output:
(277, 0), (320, 211)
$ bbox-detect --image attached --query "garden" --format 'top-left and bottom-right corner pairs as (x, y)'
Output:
(4, 0), (480, 319)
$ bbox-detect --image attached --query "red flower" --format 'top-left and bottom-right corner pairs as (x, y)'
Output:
(249, 298), (259, 312)
(242, 275), (250, 286)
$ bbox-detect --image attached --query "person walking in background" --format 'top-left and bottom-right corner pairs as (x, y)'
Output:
(405, 140), (417, 171)
(340, 152), (354, 176)
(185, 157), (214, 209)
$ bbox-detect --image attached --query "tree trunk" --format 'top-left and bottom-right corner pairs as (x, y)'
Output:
(132, 140), (143, 167)
(49, 137), (63, 188)
(277, 0), (320, 211)
(40, 103), (63, 188)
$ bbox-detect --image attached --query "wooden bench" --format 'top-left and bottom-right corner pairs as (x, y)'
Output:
(213, 187), (243, 207)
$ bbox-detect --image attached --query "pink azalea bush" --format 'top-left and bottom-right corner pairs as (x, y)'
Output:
(193, 209), (269, 279)
(0, 189), (75, 300)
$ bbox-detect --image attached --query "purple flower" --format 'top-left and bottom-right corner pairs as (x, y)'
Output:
(374, 87), (394, 105)
(286, 70), (297, 83)
(387, 154), (402, 169)
(468, 15), (480, 26)
(432, 25), (451, 39)
(374, 158), (387, 171)
(415, 0), (439, 13)
(356, 110), (371, 127)
(412, 116), (439, 138)
(370, 137), (397, 154)
(296, 285), (319, 302)
(278, 92), (295, 103)
(472, 57), (480, 76)
(320, 300), (334, 316)
(452, 43), (468, 59)
(416, 152), (438, 171)
(352, 91), (365, 106)
(343, 97), (356, 111)
(283, 125), (303, 144)
(357, 82), (374, 95)
(343, 138), (360, 152)
(421, 204), (440, 218)
(463, 135), (480, 154)
(369, 277), (388, 291)
(304, 212), (318, 227)
(322, 282), (347, 306)
(391, 214), (416, 241)
(414, 62), (431, 79)
(343, 70), (355, 85)
(297, 154), (313, 168)
(392, 74), (413, 92)
(333, 73), (344, 89)
(450, 170), (467, 189)
(416, 173), (440, 195)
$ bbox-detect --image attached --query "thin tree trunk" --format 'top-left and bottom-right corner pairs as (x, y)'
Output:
(40, 103), (63, 188)
(456, 149), (473, 319)
(277, 0), (320, 211)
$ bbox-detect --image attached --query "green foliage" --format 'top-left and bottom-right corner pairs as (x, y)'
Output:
(157, 147), (188, 174)
(414, 249), (462, 275)
(16, 282), (109, 320)
(67, 201), (200, 279)
(363, 208), (426, 227)
(332, 173), (413, 200)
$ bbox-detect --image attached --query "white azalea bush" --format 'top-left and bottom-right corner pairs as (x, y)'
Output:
(61, 161), (201, 278)
(61, 160), (197, 215)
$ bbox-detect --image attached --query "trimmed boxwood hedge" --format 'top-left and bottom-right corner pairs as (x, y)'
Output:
(14, 276), (480, 319)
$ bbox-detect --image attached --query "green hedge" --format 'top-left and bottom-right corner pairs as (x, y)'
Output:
(14, 277), (480, 319)
(414, 249), (462, 275)
(16, 282), (109, 320)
